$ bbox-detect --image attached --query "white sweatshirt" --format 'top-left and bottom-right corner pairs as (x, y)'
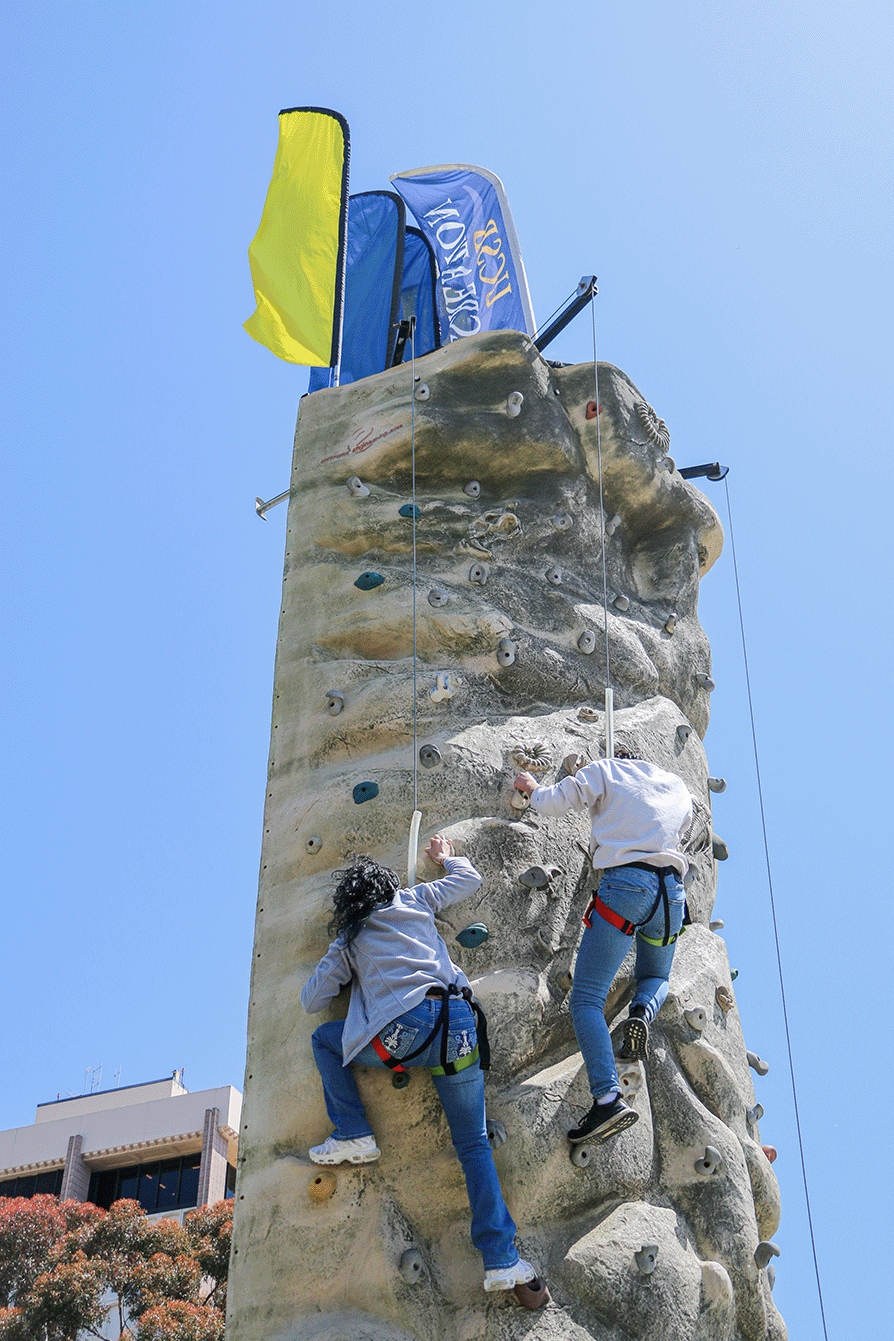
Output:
(529, 757), (692, 877)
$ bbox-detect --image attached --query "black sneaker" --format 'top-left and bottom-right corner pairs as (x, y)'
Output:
(568, 1097), (639, 1144)
(618, 1015), (649, 1061)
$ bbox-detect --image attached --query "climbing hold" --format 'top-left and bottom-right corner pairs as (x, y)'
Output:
(730, 969), (738, 980)
(578, 705), (600, 721)
(762, 1145), (778, 1164)
(308, 1170), (337, 1203)
(664, 613), (677, 634)
(512, 742), (551, 772)
(569, 1144), (591, 1168)
(534, 927), (553, 954)
(325, 690), (345, 716)
(419, 744), (442, 769)
(415, 383), (430, 401)
(510, 788), (530, 811)
(657, 455), (676, 474)
(468, 561), (489, 584)
(563, 752), (587, 775)
(430, 672), (457, 702)
(578, 630), (596, 654)
(712, 836), (729, 861)
(304, 836), (323, 855)
(399, 1248), (424, 1283)
(708, 777), (727, 793)
(519, 865), (559, 890)
(767, 1265), (776, 1291)
(612, 594), (630, 612)
(635, 1245), (659, 1276)
(551, 513), (574, 530)
(684, 1006), (708, 1032)
(463, 480), (481, 498)
(355, 571), (385, 590)
(487, 1118), (507, 1149)
(676, 724), (691, 745)
(428, 586), (450, 608)
(618, 1065), (643, 1102)
(709, 919), (724, 931)
(754, 1242), (780, 1271)
(555, 968), (574, 994)
(605, 513), (622, 536)
(747, 1051), (770, 1076)
(496, 638), (516, 666)
(346, 476), (370, 498)
(456, 923), (489, 948)
(399, 503), (420, 519)
(715, 986), (734, 1012)
(683, 869), (696, 891)
(353, 781), (379, 804)
(747, 1103), (764, 1125)
(585, 401), (601, 419)
(545, 566), (562, 586)
(506, 391), (524, 417)
(696, 672), (716, 691)
(392, 1071), (410, 1089)
(695, 1145), (724, 1176)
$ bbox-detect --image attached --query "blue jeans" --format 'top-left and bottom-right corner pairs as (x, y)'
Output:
(311, 997), (518, 1270)
(570, 865), (685, 1100)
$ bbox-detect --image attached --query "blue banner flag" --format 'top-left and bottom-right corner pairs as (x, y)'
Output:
(390, 164), (535, 341)
(309, 191), (405, 392)
(399, 227), (441, 361)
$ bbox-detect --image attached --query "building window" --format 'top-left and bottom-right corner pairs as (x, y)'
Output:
(87, 1152), (202, 1212)
(0, 1169), (64, 1199)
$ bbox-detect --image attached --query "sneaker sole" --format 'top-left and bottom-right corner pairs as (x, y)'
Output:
(568, 1108), (639, 1144)
(309, 1149), (381, 1166)
(618, 1017), (649, 1061)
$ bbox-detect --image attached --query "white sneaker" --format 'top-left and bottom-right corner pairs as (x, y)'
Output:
(483, 1257), (537, 1291)
(309, 1134), (381, 1165)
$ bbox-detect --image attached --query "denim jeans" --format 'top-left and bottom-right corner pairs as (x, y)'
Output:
(569, 864), (685, 1100)
(311, 997), (518, 1269)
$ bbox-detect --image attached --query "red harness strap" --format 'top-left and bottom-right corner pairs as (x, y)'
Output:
(370, 1035), (406, 1071)
(583, 893), (636, 935)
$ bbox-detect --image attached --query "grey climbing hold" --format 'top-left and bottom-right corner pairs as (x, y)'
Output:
(657, 455), (676, 473)
(463, 480), (481, 498)
(605, 513), (622, 536)
(545, 566), (562, 586)
(578, 630), (596, 654)
(534, 927), (553, 954)
(612, 594), (630, 612)
(419, 744), (441, 769)
(497, 638), (516, 666)
(510, 788), (529, 811)
(569, 1144), (591, 1168)
(555, 969), (574, 993)
(487, 1118), (507, 1149)
(635, 1245), (659, 1276)
(355, 571), (385, 590)
(676, 724), (692, 745)
(392, 1071), (410, 1089)
(415, 383), (430, 401)
(506, 391), (524, 417)
(563, 752), (587, 775)
(695, 1145), (724, 1176)
(664, 613), (677, 634)
(683, 869), (696, 890)
(304, 836), (323, 855)
(468, 561), (488, 584)
(754, 1242), (780, 1271)
(430, 671), (457, 701)
(767, 1265), (776, 1291)
(551, 512), (574, 530)
(708, 776), (727, 793)
(696, 672), (716, 691)
(519, 865), (560, 890)
(747, 1104), (764, 1124)
(399, 503), (420, 519)
(353, 781), (379, 804)
(456, 923), (489, 948)
(747, 1051), (770, 1076)
(346, 476), (370, 497)
(326, 690), (345, 716)
(428, 586), (450, 608)
(712, 835), (729, 860)
(398, 1248), (423, 1283)
(715, 986), (734, 1012)
(709, 919), (724, 931)
(684, 1006), (708, 1032)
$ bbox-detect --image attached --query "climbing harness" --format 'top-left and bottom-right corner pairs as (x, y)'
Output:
(582, 863), (685, 947)
(371, 984), (491, 1076)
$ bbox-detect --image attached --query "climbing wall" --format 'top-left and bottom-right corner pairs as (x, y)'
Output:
(228, 330), (787, 1341)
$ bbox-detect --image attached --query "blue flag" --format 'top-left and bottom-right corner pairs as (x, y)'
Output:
(309, 191), (405, 392)
(390, 164), (535, 341)
(398, 227), (441, 361)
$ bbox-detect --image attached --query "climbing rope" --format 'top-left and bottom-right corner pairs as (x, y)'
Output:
(723, 476), (829, 1340)
(591, 301), (613, 757)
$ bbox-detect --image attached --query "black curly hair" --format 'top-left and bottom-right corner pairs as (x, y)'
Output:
(329, 856), (400, 947)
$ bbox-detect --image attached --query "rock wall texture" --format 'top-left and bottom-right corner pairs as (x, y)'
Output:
(228, 330), (786, 1341)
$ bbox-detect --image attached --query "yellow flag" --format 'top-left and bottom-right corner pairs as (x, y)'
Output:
(244, 108), (350, 366)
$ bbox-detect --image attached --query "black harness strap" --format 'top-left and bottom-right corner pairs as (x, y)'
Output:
(376, 984), (490, 1075)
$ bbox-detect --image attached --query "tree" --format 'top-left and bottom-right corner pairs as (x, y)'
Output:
(0, 1195), (232, 1340)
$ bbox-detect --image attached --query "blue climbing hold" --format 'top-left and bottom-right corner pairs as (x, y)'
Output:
(399, 504), (420, 519)
(353, 781), (379, 804)
(456, 923), (489, 948)
(355, 572), (385, 590)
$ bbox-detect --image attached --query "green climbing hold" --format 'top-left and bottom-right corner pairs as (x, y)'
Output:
(392, 1071), (410, 1089)
(355, 572), (385, 590)
(353, 781), (379, 804)
(399, 504), (420, 519)
(456, 923), (489, 948)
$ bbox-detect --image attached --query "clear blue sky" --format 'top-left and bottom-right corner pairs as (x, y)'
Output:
(2, 3), (891, 1337)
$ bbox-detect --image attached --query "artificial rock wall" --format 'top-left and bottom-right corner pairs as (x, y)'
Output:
(228, 330), (786, 1341)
